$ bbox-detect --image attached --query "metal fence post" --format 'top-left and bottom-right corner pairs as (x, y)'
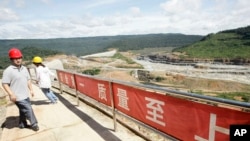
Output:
(109, 81), (117, 131)
(56, 70), (63, 94)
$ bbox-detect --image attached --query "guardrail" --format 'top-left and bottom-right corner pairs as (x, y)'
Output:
(48, 69), (249, 141)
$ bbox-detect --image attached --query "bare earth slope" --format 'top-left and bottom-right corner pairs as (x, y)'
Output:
(51, 51), (250, 92)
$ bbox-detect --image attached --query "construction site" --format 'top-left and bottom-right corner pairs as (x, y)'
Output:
(0, 50), (250, 141)
(42, 50), (250, 100)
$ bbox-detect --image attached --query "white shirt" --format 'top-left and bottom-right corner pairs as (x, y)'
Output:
(36, 66), (54, 88)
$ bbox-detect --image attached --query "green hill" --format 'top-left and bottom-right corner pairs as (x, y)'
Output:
(0, 34), (203, 57)
(173, 26), (250, 59)
(105, 34), (202, 51)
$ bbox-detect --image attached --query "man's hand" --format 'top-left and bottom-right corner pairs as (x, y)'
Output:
(30, 91), (34, 97)
(9, 94), (16, 102)
(2, 84), (17, 102)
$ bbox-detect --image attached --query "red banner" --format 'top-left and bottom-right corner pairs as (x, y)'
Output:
(56, 70), (76, 89)
(112, 83), (250, 141)
(56, 70), (250, 141)
(75, 74), (112, 106)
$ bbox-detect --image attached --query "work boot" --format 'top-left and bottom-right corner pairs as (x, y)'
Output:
(31, 125), (39, 131)
(19, 123), (31, 129)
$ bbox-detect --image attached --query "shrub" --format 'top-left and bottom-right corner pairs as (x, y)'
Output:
(82, 68), (100, 75)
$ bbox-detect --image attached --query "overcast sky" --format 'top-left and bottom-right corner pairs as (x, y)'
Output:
(0, 0), (249, 39)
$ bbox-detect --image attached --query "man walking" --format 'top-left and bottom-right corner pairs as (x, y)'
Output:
(1, 48), (39, 131)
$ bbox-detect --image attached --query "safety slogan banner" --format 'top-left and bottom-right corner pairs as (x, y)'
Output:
(56, 70), (76, 89)
(74, 74), (112, 106)
(112, 83), (250, 141)
(56, 70), (250, 141)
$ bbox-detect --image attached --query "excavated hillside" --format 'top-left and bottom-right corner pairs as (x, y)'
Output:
(44, 51), (250, 102)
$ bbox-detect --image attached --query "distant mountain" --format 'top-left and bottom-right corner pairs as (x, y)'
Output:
(173, 25), (250, 59)
(0, 33), (203, 57)
(105, 34), (203, 51)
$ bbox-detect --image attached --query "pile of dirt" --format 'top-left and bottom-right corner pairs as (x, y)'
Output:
(181, 77), (249, 92)
(98, 70), (138, 83)
(151, 72), (250, 92)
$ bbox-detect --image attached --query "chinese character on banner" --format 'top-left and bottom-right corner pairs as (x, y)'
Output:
(98, 83), (107, 101)
(145, 97), (166, 126)
(195, 113), (229, 141)
(117, 88), (129, 111)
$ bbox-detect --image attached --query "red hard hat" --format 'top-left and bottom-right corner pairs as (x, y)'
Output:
(8, 48), (23, 59)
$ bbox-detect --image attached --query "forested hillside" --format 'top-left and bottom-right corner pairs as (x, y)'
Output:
(0, 47), (61, 69)
(105, 34), (202, 51)
(173, 25), (250, 59)
(0, 34), (203, 57)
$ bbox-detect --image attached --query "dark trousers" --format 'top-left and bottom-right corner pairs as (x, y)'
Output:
(15, 98), (38, 127)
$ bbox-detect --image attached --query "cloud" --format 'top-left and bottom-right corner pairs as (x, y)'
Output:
(0, 0), (249, 39)
(40, 0), (52, 5)
(83, 0), (118, 9)
(160, 0), (202, 14)
(158, 0), (250, 35)
(15, 0), (26, 8)
(0, 8), (19, 22)
(129, 7), (142, 17)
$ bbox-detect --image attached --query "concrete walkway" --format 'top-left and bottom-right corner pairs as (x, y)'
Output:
(0, 82), (145, 141)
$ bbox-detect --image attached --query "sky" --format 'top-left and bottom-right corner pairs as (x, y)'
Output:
(0, 0), (249, 39)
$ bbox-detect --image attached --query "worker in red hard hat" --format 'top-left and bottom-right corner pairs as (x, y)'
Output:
(1, 48), (39, 131)
(8, 47), (23, 58)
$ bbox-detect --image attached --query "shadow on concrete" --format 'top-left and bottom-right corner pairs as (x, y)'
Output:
(31, 100), (50, 105)
(1, 116), (19, 129)
(55, 92), (122, 141)
(1, 100), (49, 130)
